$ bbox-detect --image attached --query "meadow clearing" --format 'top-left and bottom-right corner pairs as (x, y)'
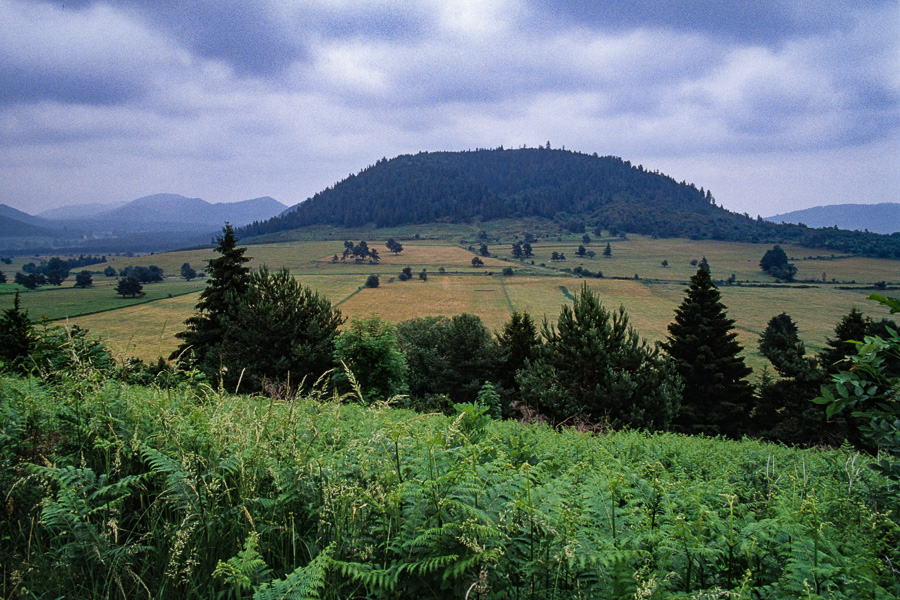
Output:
(1, 233), (896, 368)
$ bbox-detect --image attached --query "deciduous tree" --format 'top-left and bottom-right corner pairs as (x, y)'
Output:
(334, 315), (408, 402)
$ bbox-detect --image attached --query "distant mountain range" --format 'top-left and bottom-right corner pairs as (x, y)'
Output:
(766, 203), (900, 235)
(0, 194), (287, 254)
(242, 148), (900, 259)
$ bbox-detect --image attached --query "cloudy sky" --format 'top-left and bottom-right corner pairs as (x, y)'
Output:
(1, 0), (898, 218)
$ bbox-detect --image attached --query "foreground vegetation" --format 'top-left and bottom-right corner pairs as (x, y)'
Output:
(2, 366), (899, 599)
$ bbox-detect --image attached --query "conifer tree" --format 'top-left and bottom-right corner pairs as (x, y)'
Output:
(518, 284), (681, 430)
(662, 268), (753, 437)
(819, 308), (869, 373)
(755, 312), (829, 444)
(496, 311), (540, 412)
(0, 291), (33, 372)
(172, 223), (250, 365)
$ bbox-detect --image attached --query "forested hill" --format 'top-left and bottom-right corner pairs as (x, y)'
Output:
(242, 148), (900, 258)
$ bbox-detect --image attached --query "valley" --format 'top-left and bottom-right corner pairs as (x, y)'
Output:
(2, 226), (896, 374)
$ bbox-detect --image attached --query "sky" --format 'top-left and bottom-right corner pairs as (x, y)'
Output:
(1, 0), (898, 218)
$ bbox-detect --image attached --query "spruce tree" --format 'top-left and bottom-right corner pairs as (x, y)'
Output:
(661, 268), (753, 437)
(172, 223), (250, 366)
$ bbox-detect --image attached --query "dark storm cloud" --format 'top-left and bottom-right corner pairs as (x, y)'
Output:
(125, 1), (304, 77)
(0, 64), (140, 105)
(531, 0), (890, 43)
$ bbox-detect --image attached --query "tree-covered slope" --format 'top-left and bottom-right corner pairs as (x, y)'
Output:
(242, 148), (900, 258)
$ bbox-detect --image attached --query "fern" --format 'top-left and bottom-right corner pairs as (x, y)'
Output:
(253, 543), (334, 600)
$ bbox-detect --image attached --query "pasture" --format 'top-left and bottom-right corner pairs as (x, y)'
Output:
(1, 234), (896, 367)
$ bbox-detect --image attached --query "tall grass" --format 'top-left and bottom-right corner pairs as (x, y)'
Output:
(2, 371), (898, 599)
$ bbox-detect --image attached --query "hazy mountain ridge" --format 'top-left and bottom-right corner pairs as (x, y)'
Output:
(766, 203), (900, 235)
(0, 194), (287, 253)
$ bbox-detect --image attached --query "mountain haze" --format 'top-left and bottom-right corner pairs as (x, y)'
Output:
(57, 194), (288, 232)
(1, 195), (286, 253)
(767, 203), (900, 235)
(242, 148), (900, 259)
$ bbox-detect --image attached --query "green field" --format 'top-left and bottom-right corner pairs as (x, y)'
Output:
(1, 234), (897, 366)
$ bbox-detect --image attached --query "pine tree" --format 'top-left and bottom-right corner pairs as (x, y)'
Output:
(661, 268), (753, 437)
(172, 223), (250, 364)
(518, 284), (681, 430)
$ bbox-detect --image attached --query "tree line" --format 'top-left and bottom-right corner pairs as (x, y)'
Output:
(141, 226), (900, 448)
(2, 225), (895, 450)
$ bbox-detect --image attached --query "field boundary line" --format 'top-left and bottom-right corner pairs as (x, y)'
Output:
(499, 278), (515, 313)
(48, 289), (200, 323)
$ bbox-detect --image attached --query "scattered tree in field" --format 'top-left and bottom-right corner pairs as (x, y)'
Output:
(74, 270), (93, 288)
(661, 260), (669, 267)
(364, 274), (380, 288)
(661, 268), (753, 437)
(760, 245), (797, 281)
(582, 234), (591, 245)
(334, 315), (408, 402)
(479, 244), (490, 257)
(471, 256), (484, 267)
(44, 257), (69, 285)
(603, 243), (612, 257)
(0, 291), (33, 372)
(181, 262), (198, 281)
(575, 245), (587, 257)
(15, 272), (45, 289)
(502, 267), (514, 276)
(522, 242), (533, 257)
(116, 276), (143, 298)
(398, 266), (413, 281)
(586, 250), (596, 259)
(119, 265), (164, 283)
(172, 223), (251, 366)
(341, 240), (380, 263)
(386, 238), (404, 254)
(511, 242), (523, 259)
(518, 284), (681, 430)
(419, 269), (427, 282)
(104, 265), (117, 277)
(0, 271), (6, 284)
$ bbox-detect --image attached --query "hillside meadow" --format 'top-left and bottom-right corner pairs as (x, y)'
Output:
(1, 232), (897, 368)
